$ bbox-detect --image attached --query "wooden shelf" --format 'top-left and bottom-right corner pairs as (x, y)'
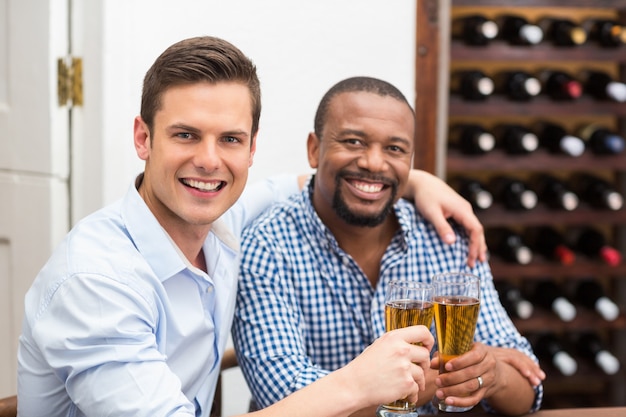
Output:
(473, 205), (626, 227)
(437, 1), (626, 407)
(451, 41), (626, 62)
(452, 0), (626, 8)
(512, 309), (626, 333)
(490, 259), (626, 278)
(447, 149), (626, 171)
(448, 95), (626, 117)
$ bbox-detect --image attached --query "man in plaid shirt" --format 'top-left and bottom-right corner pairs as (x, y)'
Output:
(233, 76), (544, 416)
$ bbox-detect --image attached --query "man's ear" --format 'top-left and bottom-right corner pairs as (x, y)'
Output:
(307, 132), (321, 169)
(249, 132), (258, 167)
(134, 116), (151, 161)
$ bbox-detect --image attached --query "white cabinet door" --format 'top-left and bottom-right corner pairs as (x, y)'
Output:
(0, 0), (69, 396)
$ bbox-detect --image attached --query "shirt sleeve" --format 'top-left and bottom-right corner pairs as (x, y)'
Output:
(472, 261), (544, 413)
(232, 225), (330, 408)
(221, 174), (301, 238)
(28, 273), (195, 417)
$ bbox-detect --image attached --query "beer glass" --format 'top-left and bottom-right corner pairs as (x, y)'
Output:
(432, 272), (480, 413)
(376, 280), (434, 417)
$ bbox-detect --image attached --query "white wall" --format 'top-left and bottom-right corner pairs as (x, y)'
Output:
(73, 1), (417, 415)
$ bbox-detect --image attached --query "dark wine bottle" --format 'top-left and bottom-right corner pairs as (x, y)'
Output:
(451, 14), (499, 46)
(532, 281), (577, 322)
(486, 227), (532, 265)
(450, 70), (494, 101)
(496, 15), (544, 45)
(493, 71), (542, 101)
(577, 123), (625, 155)
(534, 333), (578, 375)
(449, 176), (493, 211)
(574, 332), (621, 375)
(534, 121), (585, 157)
(495, 281), (534, 319)
(524, 226), (576, 265)
(568, 173), (624, 211)
(447, 123), (496, 155)
(528, 173), (579, 211)
(586, 19), (626, 47)
(581, 70), (626, 102)
(493, 124), (539, 154)
(539, 70), (583, 101)
(538, 17), (587, 46)
(488, 175), (538, 211)
(568, 226), (622, 267)
(573, 280), (620, 321)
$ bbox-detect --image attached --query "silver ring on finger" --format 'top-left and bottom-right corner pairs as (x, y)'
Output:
(477, 375), (484, 390)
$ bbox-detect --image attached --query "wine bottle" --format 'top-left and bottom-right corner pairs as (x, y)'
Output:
(577, 123), (625, 155)
(451, 14), (499, 46)
(450, 70), (494, 101)
(496, 15), (543, 45)
(495, 281), (534, 319)
(493, 124), (539, 154)
(534, 333), (578, 375)
(534, 121), (585, 157)
(568, 226), (622, 267)
(581, 70), (626, 102)
(586, 19), (626, 47)
(573, 280), (620, 321)
(539, 70), (582, 100)
(524, 226), (575, 265)
(486, 227), (532, 265)
(574, 332), (621, 375)
(493, 70), (542, 101)
(532, 281), (577, 322)
(488, 175), (538, 211)
(568, 172), (624, 211)
(538, 17), (587, 46)
(528, 173), (579, 211)
(447, 123), (496, 155)
(449, 176), (493, 211)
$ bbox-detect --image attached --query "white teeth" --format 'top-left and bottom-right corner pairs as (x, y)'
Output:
(184, 179), (221, 191)
(353, 181), (383, 193)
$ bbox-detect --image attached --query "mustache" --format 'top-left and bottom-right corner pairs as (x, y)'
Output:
(338, 170), (398, 188)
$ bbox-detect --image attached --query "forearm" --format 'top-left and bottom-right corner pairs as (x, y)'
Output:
(485, 362), (536, 416)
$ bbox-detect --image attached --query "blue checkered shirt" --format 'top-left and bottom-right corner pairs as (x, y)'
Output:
(233, 183), (543, 415)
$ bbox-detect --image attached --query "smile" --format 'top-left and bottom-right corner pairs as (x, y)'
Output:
(181, 178), (225, 192)
(350, 179), (385, 194)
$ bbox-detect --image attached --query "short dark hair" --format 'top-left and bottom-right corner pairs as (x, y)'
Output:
(313, 76), (414, 138)
(140, 36), (261, 136)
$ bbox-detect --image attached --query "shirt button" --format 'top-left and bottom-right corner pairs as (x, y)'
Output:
(342, 256), (350, 266)
(206, 286), (214, 293)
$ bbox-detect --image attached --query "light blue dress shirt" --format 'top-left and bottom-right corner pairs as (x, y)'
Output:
(17, 174), (298, 417)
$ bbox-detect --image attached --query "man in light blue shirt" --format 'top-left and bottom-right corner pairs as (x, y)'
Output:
(17, 37), (485, 417)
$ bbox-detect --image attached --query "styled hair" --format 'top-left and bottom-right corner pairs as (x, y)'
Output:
(313, 76), (414, 138)
(140, 36), (261, 136)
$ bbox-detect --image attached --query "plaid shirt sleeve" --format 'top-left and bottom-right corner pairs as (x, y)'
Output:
(232, 208), (331, 408)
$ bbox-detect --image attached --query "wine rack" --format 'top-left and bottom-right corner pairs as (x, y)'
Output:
(415, 0), (626, 409)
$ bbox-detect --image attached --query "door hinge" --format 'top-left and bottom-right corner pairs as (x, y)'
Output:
(57, 56), (83, 107)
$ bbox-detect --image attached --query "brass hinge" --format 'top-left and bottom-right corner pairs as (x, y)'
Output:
(57, 56), (83, 107)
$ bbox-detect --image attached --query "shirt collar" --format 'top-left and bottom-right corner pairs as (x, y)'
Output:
(121, 174), (187, 282)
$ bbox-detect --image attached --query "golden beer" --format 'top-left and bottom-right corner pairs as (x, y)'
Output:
(383, 299), (434, 411)
(433, 295), (480, 372)
(385, 299), (435, 331)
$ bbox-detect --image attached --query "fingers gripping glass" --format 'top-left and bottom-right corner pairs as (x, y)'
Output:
(432, 272), (480, 413)
(376, 281), (434, 417)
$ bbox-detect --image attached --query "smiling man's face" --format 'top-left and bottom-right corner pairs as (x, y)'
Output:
(134, 81), (256, 236)
(307, 91), (414, 228)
